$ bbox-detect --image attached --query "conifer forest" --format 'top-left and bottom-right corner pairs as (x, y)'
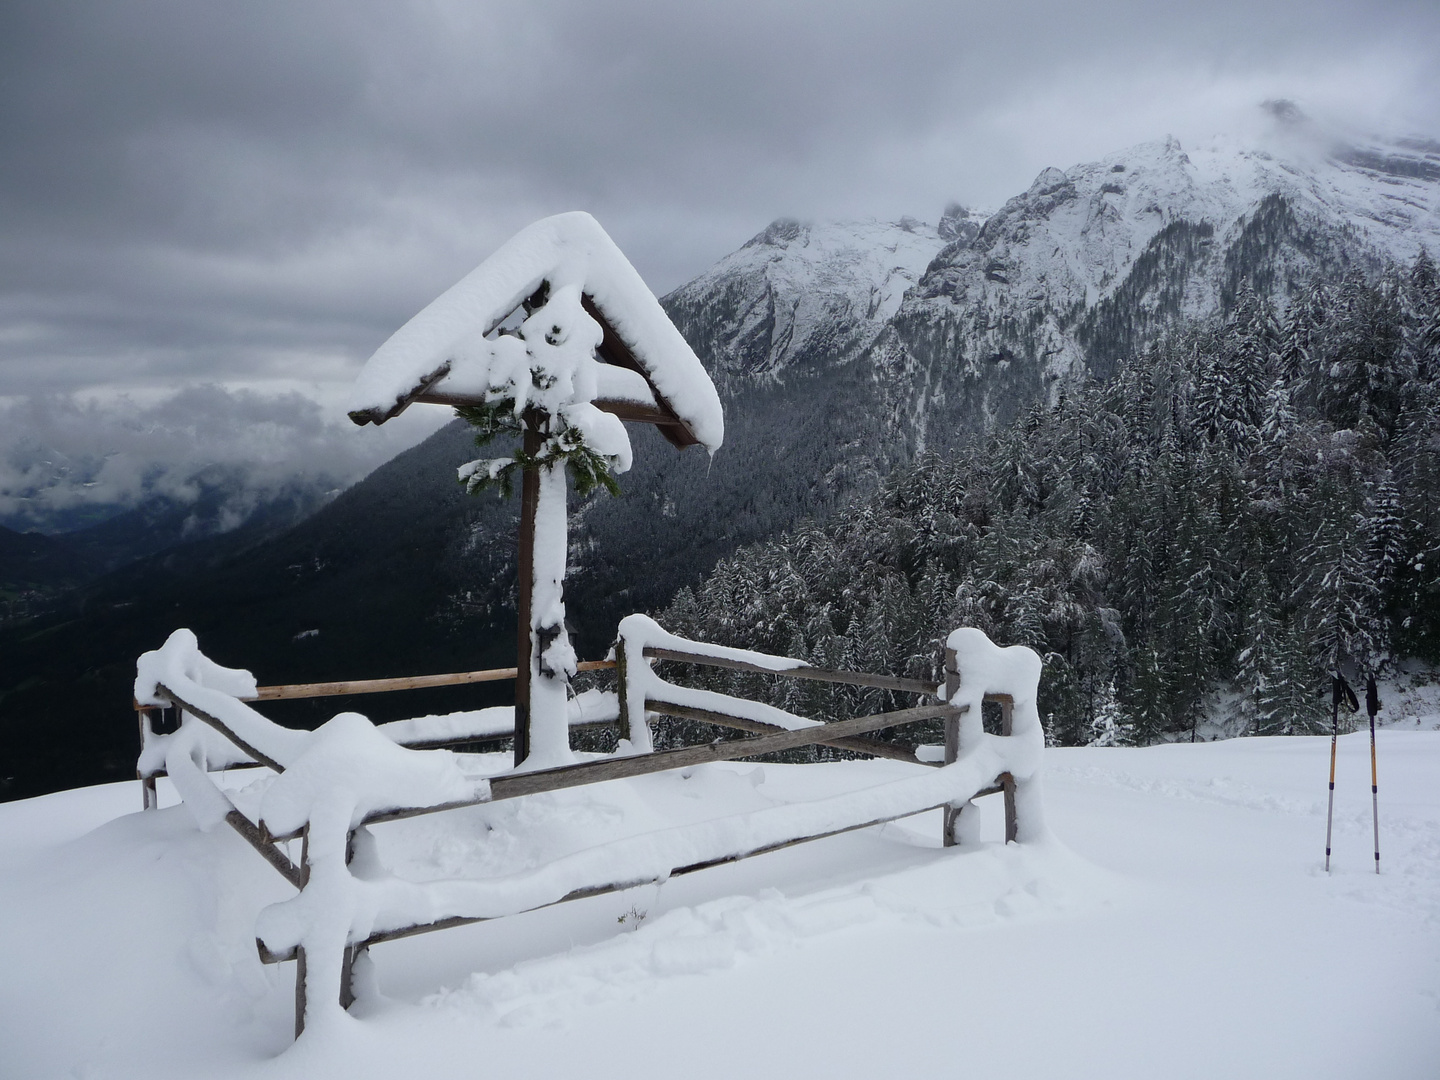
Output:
(661, 255), (1440, 747)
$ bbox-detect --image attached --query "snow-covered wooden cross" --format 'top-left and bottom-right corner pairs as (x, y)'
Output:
(348, 212), (723, 769)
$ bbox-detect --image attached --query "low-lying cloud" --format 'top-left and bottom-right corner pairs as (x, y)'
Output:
(0, 385), (446, 532)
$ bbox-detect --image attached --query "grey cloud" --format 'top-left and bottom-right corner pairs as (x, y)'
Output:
(0, 386), (443, 530)
(1, 0), (1437, 521)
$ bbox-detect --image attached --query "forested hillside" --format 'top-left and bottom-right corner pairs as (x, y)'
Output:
(662, 256), (1440, 746)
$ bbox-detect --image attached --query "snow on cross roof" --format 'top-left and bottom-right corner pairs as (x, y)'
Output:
(348, 211), (723, 452)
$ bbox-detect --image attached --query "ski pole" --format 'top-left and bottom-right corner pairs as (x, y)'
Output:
(1367, 676), (1381, 874)
(1325, 674), (1340, 873)
(1324, 673), (1358, 873)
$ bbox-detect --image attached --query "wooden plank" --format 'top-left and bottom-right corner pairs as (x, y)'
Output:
(349, 360), (453, 426)
(196, 659), (617, 704)
(592, 397), (678, 426)
(136, 658), (948, 708)
(418, 387), (677, 431)
(643, 646), (940, 696)
(354, 703), (964, 832)
(154, 681), (286, 773)
(648, 700), (932, 764)
(137, 711), (622, 782)
(485, 702), (961, 805)
(382, 713), (618, 752)
(580, 294), (699, 449)
(225, 810), (304, 888)
(256, 669), (518, 701)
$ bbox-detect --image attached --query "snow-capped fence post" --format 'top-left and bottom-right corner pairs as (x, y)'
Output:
(338, 828), (369, 1013)
(942, 629), (1040, 846)
(942, 647), (963, 847)
(614, 617), (658, 752)
(941, 646), (1017, 846)
(136, 705), (159, 810)
(286, 823), (371, 1037)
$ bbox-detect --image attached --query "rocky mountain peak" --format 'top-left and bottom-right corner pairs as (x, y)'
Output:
(937, 202), (989, 247)
(744, 218), (807, 249)
(1028, 166), (1072, 196)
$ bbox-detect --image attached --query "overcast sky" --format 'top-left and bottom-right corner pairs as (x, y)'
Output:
(2, 0), (1439, 522)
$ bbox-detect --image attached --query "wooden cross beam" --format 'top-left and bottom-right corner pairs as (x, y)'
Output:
(409, 296), (702, 765)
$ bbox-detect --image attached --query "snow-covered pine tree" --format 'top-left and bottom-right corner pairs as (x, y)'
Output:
(1087, 680), (1134, 746)
(1220, 283), (1278, 442)
(1298, 500), (1384, 676)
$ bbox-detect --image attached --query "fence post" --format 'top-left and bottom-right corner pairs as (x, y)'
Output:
(615, 633), (631, 744)
(136, 706), (158, 811)
(942, 646), (962, 847)
(339, 827), (368, 1012)
(1000, 696), (1017, 843)
(294, 827), (311, 1040)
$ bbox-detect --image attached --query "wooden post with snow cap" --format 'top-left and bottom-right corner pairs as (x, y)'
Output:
(136, 706), (159, 810)
(942, 630), (1026, 847)
(345, 213), (725, 769)
(1000, 694), (1018, 844)
(942, 646), (962, 847)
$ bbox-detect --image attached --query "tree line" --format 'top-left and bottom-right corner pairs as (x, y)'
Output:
(657, 254), (1440, 747)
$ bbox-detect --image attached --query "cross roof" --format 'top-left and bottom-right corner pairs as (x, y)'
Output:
(347, 212), (723, 452)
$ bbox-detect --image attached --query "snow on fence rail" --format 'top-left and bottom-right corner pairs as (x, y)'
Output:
(133, 660), (620, 806)
(133, 620), (1044, 1044)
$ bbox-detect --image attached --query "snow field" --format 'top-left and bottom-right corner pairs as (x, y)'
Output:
(0, 730), (1436, 1079)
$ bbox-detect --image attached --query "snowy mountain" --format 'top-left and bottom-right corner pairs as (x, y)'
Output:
(874, 120), (1440, 447)
(663, 215), (962, 379)
(659, 112), (1440, 453)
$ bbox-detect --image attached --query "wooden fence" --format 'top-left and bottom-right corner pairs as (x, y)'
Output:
(139, 631), (1021, 1039)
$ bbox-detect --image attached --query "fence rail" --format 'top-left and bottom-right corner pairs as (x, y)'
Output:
(134, 658), (616, 708)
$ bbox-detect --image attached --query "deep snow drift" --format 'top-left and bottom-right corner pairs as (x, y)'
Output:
(1, 729), (1436, 1080)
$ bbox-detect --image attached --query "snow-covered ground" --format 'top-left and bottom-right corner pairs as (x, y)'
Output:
(1, 732), (1436, 1079)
